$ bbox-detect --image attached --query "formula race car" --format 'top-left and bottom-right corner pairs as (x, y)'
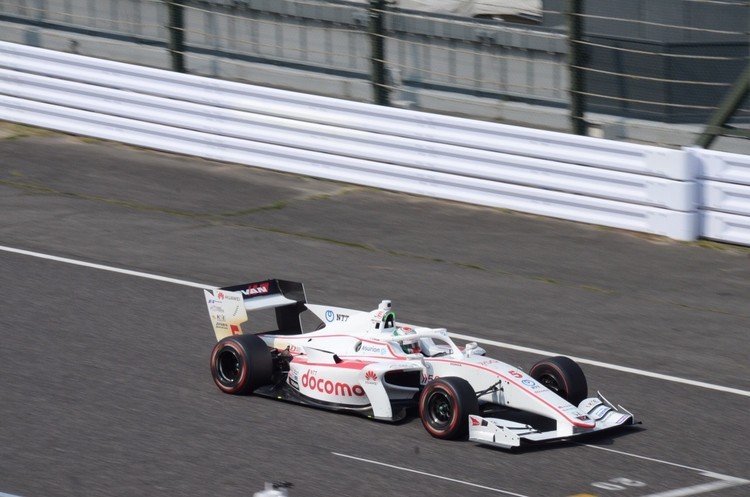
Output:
(204, 279), (636, 449)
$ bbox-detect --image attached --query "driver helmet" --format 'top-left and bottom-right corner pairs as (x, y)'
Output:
(393, 326), (421, 354)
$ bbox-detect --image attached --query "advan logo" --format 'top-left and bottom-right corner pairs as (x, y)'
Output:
(241, 282), (270, 296)
(301, 371), (366, 397)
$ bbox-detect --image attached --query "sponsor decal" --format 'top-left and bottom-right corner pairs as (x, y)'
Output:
(364, 370), (378, 383)
(301, 371), (366, 397)
(521, 378), (536, 387)
(241, 282), (270, 297)
(470, 416), (481, 426)
(590, 405), (611, 419)
(217, 292), (225, 300)
(360, 344), (387, 355)
(230, 324), (241, 335)
(387, 362), (412, 370)
(336, 313), (349, 322)
(560, 404), (581, 413)
(400, 326), (414, 334)
(325, 310), (335, 322)
(576, 415), (591, 422)
(288, 368), (299, 388)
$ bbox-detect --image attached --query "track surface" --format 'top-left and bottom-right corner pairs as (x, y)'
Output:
(1, 130), (749, 497)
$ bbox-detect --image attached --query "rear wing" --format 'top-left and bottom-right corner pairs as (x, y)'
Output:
(204, 279), (307, 341)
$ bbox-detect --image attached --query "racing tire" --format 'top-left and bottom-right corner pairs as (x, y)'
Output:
(210, 334), (273, 395)
(529, 356), (588, 406)
(418, 377), (479, 440)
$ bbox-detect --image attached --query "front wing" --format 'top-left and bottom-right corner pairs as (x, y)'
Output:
(468, 393), (636, 449)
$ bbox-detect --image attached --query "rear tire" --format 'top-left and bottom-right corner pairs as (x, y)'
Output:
(418, 377), (479, 440)
(210, 334), (273, 395)
(529, 356), (588, 405)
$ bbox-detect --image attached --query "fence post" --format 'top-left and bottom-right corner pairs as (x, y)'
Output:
(567, 0), (587, 135)
(695, 63), (750, 148)
(369, 0), (390, 106)
(166, 0), (186, 73)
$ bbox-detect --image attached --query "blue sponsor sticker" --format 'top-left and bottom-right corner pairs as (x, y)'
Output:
(325, 310), (335, 322)
(522, 378), (536, 387)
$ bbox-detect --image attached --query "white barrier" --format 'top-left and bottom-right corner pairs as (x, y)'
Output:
(0, 41), (724, 242)
(686, 148), (750, 244)
(0, 69), (696, 211)
(0, 42), (692, 180)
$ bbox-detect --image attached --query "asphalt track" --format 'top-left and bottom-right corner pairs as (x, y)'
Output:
(1, 127), (749, 497)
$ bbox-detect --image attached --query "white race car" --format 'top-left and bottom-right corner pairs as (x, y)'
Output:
(205, 279), (636, 449)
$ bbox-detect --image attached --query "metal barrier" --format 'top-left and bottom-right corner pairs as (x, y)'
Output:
(0, 40), (738, 243)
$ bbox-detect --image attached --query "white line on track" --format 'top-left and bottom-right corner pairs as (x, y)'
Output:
(332, 452), (529, 496)
(2, 244), (749, 399)
(580, 444), (707, 472)
(580, 445), (749, 497)
(0, 492), (25, 497)
(332, 447), (749, 497)
(639, 474), (750, 497)
(0, 245), (215, 290)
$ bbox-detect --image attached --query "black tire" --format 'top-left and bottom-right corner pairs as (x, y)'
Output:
(418, 377), (479, 440)
(210, 334), (273, 395)
(529, 356), (588, 406)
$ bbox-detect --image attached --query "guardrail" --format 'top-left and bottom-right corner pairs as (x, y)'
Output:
(686, 148), (750, 245)
(1, 41), (747, 244)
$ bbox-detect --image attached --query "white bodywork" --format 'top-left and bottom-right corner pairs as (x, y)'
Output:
(205, 289), (635, 448)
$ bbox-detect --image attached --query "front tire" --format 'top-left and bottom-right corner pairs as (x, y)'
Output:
(529, 356), (588, 405)
(418, 377), (479, 440)
(210, 334), (273, 395)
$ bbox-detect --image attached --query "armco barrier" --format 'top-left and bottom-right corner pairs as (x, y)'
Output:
(686, 148), (750, 245)
(0, 40), (738, 243)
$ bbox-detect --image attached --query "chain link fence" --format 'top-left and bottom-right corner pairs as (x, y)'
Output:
(0, 0), (747, 152)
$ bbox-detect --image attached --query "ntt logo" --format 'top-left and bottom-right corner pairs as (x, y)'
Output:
(301, 371), (366, 397)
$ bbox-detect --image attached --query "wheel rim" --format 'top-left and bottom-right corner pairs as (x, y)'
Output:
(217, 347), (242, 386)
(426, 390), (454, 430)
(538, 373), (562, 395)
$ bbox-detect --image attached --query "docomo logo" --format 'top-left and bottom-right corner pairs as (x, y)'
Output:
(301, 371), (366, 397)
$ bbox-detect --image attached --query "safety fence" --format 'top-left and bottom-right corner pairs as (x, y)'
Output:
(0, 0), (747, 151)
(1, 41), (749, 245)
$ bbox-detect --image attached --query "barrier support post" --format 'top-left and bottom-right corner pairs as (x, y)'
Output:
(369, 0), (391, 106)
(166, 0), (186, 73)
(567, 0), (587, 135)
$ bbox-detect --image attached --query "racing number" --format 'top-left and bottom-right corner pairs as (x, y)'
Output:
(509, 370), (523, 379)
(591, 477), (646, 491)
